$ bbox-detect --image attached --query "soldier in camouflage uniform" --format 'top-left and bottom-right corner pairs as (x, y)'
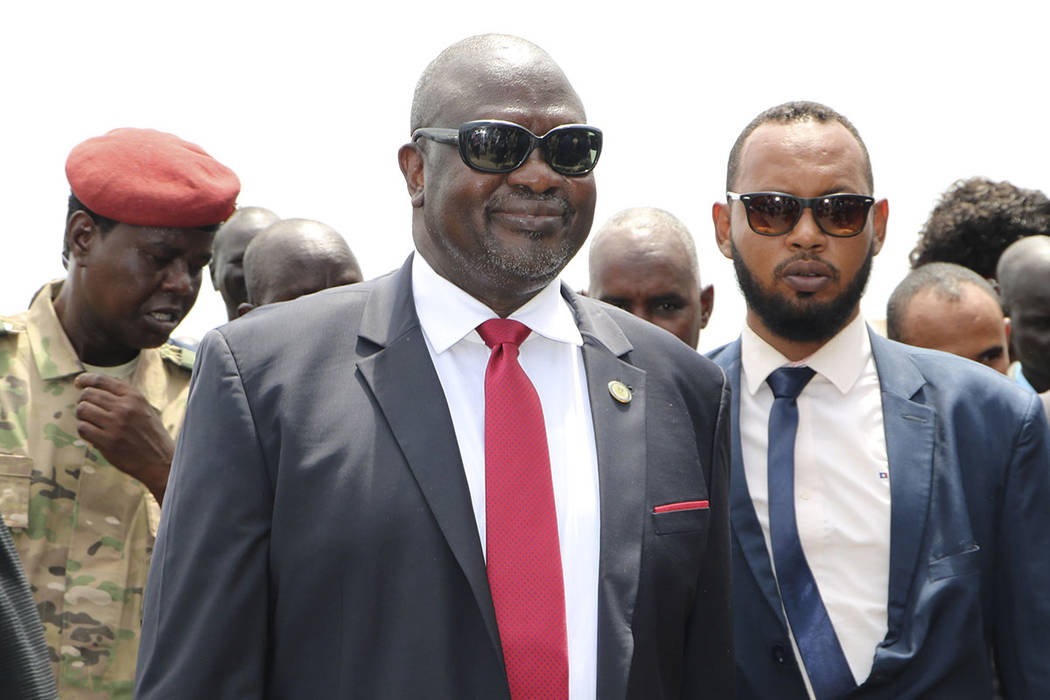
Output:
(0, 127), (239, 699)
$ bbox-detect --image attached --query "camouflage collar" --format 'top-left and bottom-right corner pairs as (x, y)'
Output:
(131, 344), (169, 413)
(25, 280), (172, 412)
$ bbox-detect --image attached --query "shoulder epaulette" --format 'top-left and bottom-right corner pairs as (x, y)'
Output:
(167, 336), (199, 352)
(160, 340), (196, 370)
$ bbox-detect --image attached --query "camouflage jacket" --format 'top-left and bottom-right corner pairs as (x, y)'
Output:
(0, 282), (194, 699)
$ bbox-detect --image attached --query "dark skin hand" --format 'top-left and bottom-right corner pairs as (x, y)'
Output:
(73, 373), (173, 504)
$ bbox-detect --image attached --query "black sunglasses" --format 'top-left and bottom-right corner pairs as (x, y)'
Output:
(411, 120), (602, 176)
(727, 191), (875, 237)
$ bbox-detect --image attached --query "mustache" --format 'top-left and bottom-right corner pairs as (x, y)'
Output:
(485, 192), (572, 218)
(773, 254), (841, 281)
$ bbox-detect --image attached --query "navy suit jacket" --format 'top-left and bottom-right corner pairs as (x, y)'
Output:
(712, 330), (1050, 699)
(136, 258), (733, 699)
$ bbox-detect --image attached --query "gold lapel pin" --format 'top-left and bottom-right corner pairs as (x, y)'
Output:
(608, 380), (632, 404)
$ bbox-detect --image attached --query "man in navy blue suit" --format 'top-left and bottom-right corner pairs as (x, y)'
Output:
(710, 101), (1050, 699)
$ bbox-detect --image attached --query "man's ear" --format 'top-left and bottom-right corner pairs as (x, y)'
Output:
(398, 143), (425, 208)
(236, 302), (255, 317)
(712, 202), (733, 259)
(871, 198), (889, 255)
(66, 211), (99, 266)
(699, 284), (715, 329)
(1007, 316), (1019, 365)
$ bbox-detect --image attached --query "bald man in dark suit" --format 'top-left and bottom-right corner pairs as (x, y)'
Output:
(137, 35), (732, 699)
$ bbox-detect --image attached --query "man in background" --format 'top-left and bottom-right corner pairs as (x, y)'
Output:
(0, 127), (238, 698)
(909, 177), (1050, 280)
(886, 262), (1010, 374)
(237, 218), (362, 315)
(997, 235), (1050, 418)
(210, 206), (279, 320)
(587, 207), (713, 348)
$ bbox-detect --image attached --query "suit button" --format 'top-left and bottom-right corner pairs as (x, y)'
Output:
(772, 644), (787, 664)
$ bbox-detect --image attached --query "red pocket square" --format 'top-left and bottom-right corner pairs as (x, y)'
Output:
(653, 500), (709, 514)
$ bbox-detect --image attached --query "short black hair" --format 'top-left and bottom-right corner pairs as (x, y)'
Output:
(909, 178), (1050, 280)
(726, 101), (873, 192)
(886, 262), (1001, 341)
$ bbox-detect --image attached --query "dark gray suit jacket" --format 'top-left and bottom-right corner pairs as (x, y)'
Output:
(136, 258), (733, 699)
(0, 506), (56, 699)
(712, 331), (1050, 699)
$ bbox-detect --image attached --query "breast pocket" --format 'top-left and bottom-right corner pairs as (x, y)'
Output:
(652, 500), (710, 535)
(929, 543), (981, 581)
(0, 453), (33, 530)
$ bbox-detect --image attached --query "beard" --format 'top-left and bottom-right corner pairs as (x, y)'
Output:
(423, 192), (585, 294)
(477, 192), (584, 285)
(732, 239), (874, 344)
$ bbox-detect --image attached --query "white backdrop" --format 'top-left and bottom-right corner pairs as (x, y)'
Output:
(3, 0), (1047, 352)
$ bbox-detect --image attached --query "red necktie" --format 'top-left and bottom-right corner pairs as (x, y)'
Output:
(477, 319), (569, 700)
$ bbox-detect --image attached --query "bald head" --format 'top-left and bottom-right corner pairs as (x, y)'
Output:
(997, 235), (1050, 391)
(588, 208), (713, 347)
(400, 34), (596, 318)
(211, 206), (280, 320)
(239, 219), (362, 315)
(410, 34), (583, 132)
(997, 235), (1050, 310)
(887, 263), (1009, 374)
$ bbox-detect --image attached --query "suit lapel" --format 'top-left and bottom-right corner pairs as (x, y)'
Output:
(354, 259), (503, 661)
(713, 341), (789, 629)
(868, 332), (935, 652)
(569, 291), (645, 700)
(355, 274), (660, 692)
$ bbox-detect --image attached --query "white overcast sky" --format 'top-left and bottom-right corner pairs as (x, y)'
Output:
(3, 1), (1047, 352)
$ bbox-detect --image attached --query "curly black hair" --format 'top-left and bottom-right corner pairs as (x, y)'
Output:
(909, 178), (1050, 279)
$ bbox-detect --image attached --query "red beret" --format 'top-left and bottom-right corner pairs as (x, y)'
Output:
(65, 128), (241, 229)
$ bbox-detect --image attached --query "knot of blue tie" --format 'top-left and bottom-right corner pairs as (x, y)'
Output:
(767, 366), (816, 400)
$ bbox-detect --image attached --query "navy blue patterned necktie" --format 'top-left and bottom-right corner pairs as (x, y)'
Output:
(767, 366), (855, 700)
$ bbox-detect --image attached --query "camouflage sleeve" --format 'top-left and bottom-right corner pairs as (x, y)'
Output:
(136, 330), (273, 698)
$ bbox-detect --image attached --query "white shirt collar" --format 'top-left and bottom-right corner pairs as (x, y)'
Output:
(740, 312), (872, 396)
(411, 253), (582, 354)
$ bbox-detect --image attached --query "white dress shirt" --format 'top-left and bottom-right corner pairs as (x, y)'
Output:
(739, 314), (890, 693)
(412, 254), (600, 700)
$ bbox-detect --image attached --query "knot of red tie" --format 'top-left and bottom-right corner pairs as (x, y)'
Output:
(477, 318), (531, 349)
